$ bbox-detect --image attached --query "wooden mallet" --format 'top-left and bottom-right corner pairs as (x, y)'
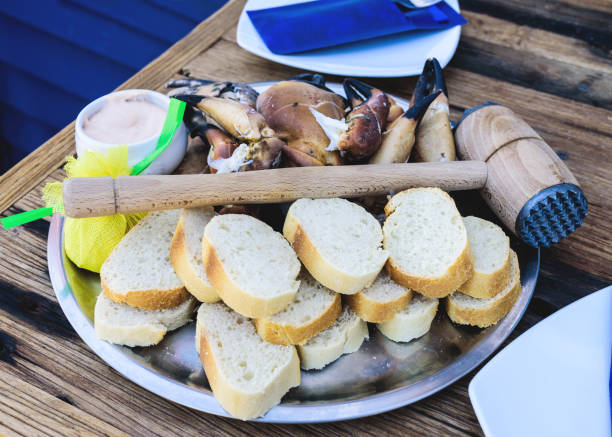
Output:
(62, 104), (587, 248)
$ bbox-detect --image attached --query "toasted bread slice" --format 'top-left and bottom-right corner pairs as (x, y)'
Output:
(377, 293), (438, 342)
(283, 198), (388, 295)
(446, 250), (521, 328)
(255, 272), (341, 345)
(345, 270), (412, 323)
(383, 188), (474, 298)
(170, 207), (220, 303)
(297, 305), (368, 370)
(458, 216), (511, 298)
(100, 210), (189, 310)
(203, 214), (300, 318)
(196, 303), (300, 420)
(94, 292), (196, 347)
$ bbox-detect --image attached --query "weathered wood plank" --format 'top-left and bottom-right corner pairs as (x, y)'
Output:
(0, 0), (247, 214)
(461, 11), (611, 74)
(461, 0), (612, 49)
(0, 372), (127, 437)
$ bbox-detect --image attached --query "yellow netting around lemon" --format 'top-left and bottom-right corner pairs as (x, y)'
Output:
(43, 147), (146, 273)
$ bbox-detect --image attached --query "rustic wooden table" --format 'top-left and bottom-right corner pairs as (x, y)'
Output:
(0, 1), (610, 435)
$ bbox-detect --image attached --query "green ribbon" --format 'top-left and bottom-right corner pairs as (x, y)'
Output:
(1, 98), (186, 230)
(1, 207), (55, 230)
(130, 98), (186, 175)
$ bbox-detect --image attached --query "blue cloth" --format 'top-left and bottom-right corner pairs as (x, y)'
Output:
(247, 0), (467, 54)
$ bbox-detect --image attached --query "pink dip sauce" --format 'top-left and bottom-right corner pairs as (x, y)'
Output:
(82, 94), (166, 144)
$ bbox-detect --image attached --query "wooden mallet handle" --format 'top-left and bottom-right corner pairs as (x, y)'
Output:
(62, 161), (487, 218)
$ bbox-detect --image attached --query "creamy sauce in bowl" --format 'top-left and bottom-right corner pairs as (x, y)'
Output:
(82, 94), (166, 144)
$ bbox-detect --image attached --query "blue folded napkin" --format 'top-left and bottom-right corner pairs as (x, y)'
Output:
(247, 0), (467, 54)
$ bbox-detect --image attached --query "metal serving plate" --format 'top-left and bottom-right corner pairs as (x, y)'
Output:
(47, 82), (539, 422)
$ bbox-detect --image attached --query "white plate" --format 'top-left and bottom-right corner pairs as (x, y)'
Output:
(469, 286), (612, 437)
(236, 0), (462, 77)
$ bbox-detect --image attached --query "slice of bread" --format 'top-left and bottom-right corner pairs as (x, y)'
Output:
(203, 214), (301, 318)
(377, 293), (439, 342)
(297, 305), (368, 370)
(345, 270), (412, 323)
(101, 210), (190, 310)
(383, 188), (474, 298)
(94, 292), (196, 347)
(196, 303), (300, 420)
(283, 198), (388, 295)
(458, 216), (511, 298)
(255, 272), (341, 345)
(446, 250), (521, 328)
(170, 207), (220, 303)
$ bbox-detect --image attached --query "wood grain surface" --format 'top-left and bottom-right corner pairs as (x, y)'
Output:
(0, 0), (610, 435)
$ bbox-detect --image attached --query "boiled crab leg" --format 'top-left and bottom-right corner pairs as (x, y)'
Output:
(411, 58), (456, 162)
(369, 91), (440, 164)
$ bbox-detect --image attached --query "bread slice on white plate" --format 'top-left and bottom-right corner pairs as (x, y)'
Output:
(170, 207), (220, 303)
(458, 216), (511, 298)
(101, 210), (189, 310)
(196, 302), (300, 420)
(94, 292), (196, 347)
(283, 198), (388, 295)
(447, 250), (521, 328)
(297, 305), (368, 370)
(383, 188), (474, 298)
(377, 293), (439, 342)
(255, 272), (341, 345)
(345, 270), (412, 323)
(203, 214), (301, 318)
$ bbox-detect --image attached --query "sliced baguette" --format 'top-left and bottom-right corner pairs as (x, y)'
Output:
(297, 305), (368, 370)
(345, 270), (412, 323)
(101, 210), (189, 310)
(255, 272), (341, 345)
(377, 293), (439, 342)
(170, 207), (220, 303)
(383, 188), (474, 298)
(94, 292), (196, 347)
(203, 214), (300, 318)
(446, 250), (521, 328)
(283, 198), (388, 295)
(196, 303), (300, 420)
(458, 216), (511, 298)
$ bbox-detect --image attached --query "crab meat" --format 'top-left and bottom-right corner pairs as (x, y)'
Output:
(309, 107), (348, 152)
(208, 143), (253, 173)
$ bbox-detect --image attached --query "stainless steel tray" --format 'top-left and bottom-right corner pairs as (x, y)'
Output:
(48, 214), (538, 423)
(47, 81), (538, 422)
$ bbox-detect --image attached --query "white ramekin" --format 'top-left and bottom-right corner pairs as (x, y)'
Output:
(75, 89), (188, 175)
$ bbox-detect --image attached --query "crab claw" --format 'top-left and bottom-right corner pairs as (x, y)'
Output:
(175, 96), (274, 142)
(330, 79), (391, 161)
(204, 128), (240, 174)
(410, 58), (456, 163)
(369, 91), (440, 164)
(167, 78), (258, 108)
(343, 78), (403, 123)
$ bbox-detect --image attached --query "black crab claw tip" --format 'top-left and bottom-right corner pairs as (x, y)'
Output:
(171, 94), (205, 105)
(289, 72), (335, 93)
(403, 90), (442, 122)
(182, 106), (213, 138)
(342, 78), (376, 105)
(165, 78), (215, 88)
(430, 58), (448, 97)
(412, 58), (448, 102)
(412, 59), (435, 103)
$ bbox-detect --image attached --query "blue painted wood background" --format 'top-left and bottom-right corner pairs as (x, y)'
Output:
(0, 0), (227, 173)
